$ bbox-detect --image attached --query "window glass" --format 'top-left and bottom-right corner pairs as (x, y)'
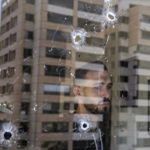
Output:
(24, 48), (32, 58)
(47, 29), (71, 42)
(22, 84), (31, 92)
(42, 122), (68, 133)
(1, 1), (150, 150)
(46, 47), (71, 59)
(48, 0), (73, 9)
(43, 84), (70, 95)
(43, 102), (59, 114)
(24, 31), (34, 40)
(41, 141), (68, 150)
(119, 32), (128, 39)
(26, 0), (35, 5)
(119, 16), (129, 24)
(141, 15), (150, 23)
(44, 65), (66, 77)
(78, 18), (101, 32)
(142, 30), (150, 39)
(23, 65), (32, 74)
(120, 61), (128, 67)
(78, 1), (103, 14)
(25, 13), (34, 22)
(47, 12), (72, 25)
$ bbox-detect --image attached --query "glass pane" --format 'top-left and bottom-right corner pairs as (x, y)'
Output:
(1, 0), (150, 150)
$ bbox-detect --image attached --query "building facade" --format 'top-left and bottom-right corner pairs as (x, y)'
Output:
(1, 0), (150, 150)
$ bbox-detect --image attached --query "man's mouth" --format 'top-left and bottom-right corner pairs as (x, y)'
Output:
(101, 102), (110, 107)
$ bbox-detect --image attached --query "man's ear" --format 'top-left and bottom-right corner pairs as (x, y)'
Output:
(73, 86), (82, 96)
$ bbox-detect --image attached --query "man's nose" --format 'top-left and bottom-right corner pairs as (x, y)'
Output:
(100, 88), (110, 99)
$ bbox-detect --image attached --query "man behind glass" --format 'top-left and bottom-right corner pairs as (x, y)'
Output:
(73, 61), (112, 150)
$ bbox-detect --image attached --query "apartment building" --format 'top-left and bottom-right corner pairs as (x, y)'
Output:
(2, 0), (150, 150)
(105, 1), (150, 150)
(0, 0), (110, 150)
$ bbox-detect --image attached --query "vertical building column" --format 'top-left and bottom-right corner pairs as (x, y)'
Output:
(29, 0), (42, 149)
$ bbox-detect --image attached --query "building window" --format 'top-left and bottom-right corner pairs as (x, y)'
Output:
(119, 46), (128, 53)
(4, 53), (9, 63)
(142, 30), (150, 40)
(26, 0), (35, 4)
(25, 13), (34, 22)
(86, 37), (104, 47)
(78, 1), (103, 14)
(138, 45), (150, 54)
(12, 0), (18, 11)
(130, 4), (136, 8)
(120, 76), (128, 82)
(141, 15), (150, 24)
(45, 47), (71, 59)
(20, 102), (30, 115)
(43, 102), (59, 114)
(9, 50), (16, 61)
(0, 86), (3, 94)
(113, 5), (118, 12)
(48, 0), (73, 8)
(45, 65), (66, 77)
(41, 141), (68, 150)
(119, 16), (129, 24)
(7, 67), (15, 77)
(47, 29), (71, 42)
(120, 91), (128, 98)
(42, 122), (69, 133)
(119, 32), (128, 39)
(23, 65), (31, 75)
(0, 56), (3, 65)
(22, 84), (31, 92)
(47, 12), (72, 25)
(19, 122), (29, 134)
(6, 22), (10, 31)
(2, 86), (6, 94)
(2, 1), (7, 8)
(137, 122), (147, 131)
(78, 18), (101, 32)
(17, 140), (28, 149)
(1, 70), (6, 79)
(64, 102), (70, 110)
(10, 33), (17, 44)
(118, 137), (127, 144)
(73, 141), (96, 150)
(6, 84), (14, 94)
(133, 60), (138, 69)
(137, 139), (150, 147)
(0, 84), (13, 94)
(120, 61), (128, 67)
(24, 48), (32, 58)
(43, 84), (70, 95)
(42, 102), (70, 114)
(7, 6), (11, 16)
(10, 16), (18, 28)
(24, 31), (34, 40)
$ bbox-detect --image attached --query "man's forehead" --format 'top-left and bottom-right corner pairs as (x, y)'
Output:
(85, 70), (110, 81)
(75, 70), (111, 87)
(76, 62), (105, 71)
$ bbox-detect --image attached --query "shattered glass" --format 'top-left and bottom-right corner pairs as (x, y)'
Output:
(0, 0), (150, 150)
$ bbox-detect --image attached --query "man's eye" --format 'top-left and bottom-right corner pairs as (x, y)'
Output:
(107, 83), (112, 90)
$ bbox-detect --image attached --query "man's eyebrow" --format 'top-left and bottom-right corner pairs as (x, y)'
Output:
(93, 81), (105, 87)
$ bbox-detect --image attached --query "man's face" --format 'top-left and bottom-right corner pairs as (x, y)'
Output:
(81, 70), (112, 114)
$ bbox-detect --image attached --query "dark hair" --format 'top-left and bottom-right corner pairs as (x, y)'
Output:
(75, 61), (107, 79)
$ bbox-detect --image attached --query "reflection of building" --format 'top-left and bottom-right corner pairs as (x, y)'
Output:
(106, 1), (150, 150)
(0, 0), (108, 150)
(1, 0), (150, 149)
